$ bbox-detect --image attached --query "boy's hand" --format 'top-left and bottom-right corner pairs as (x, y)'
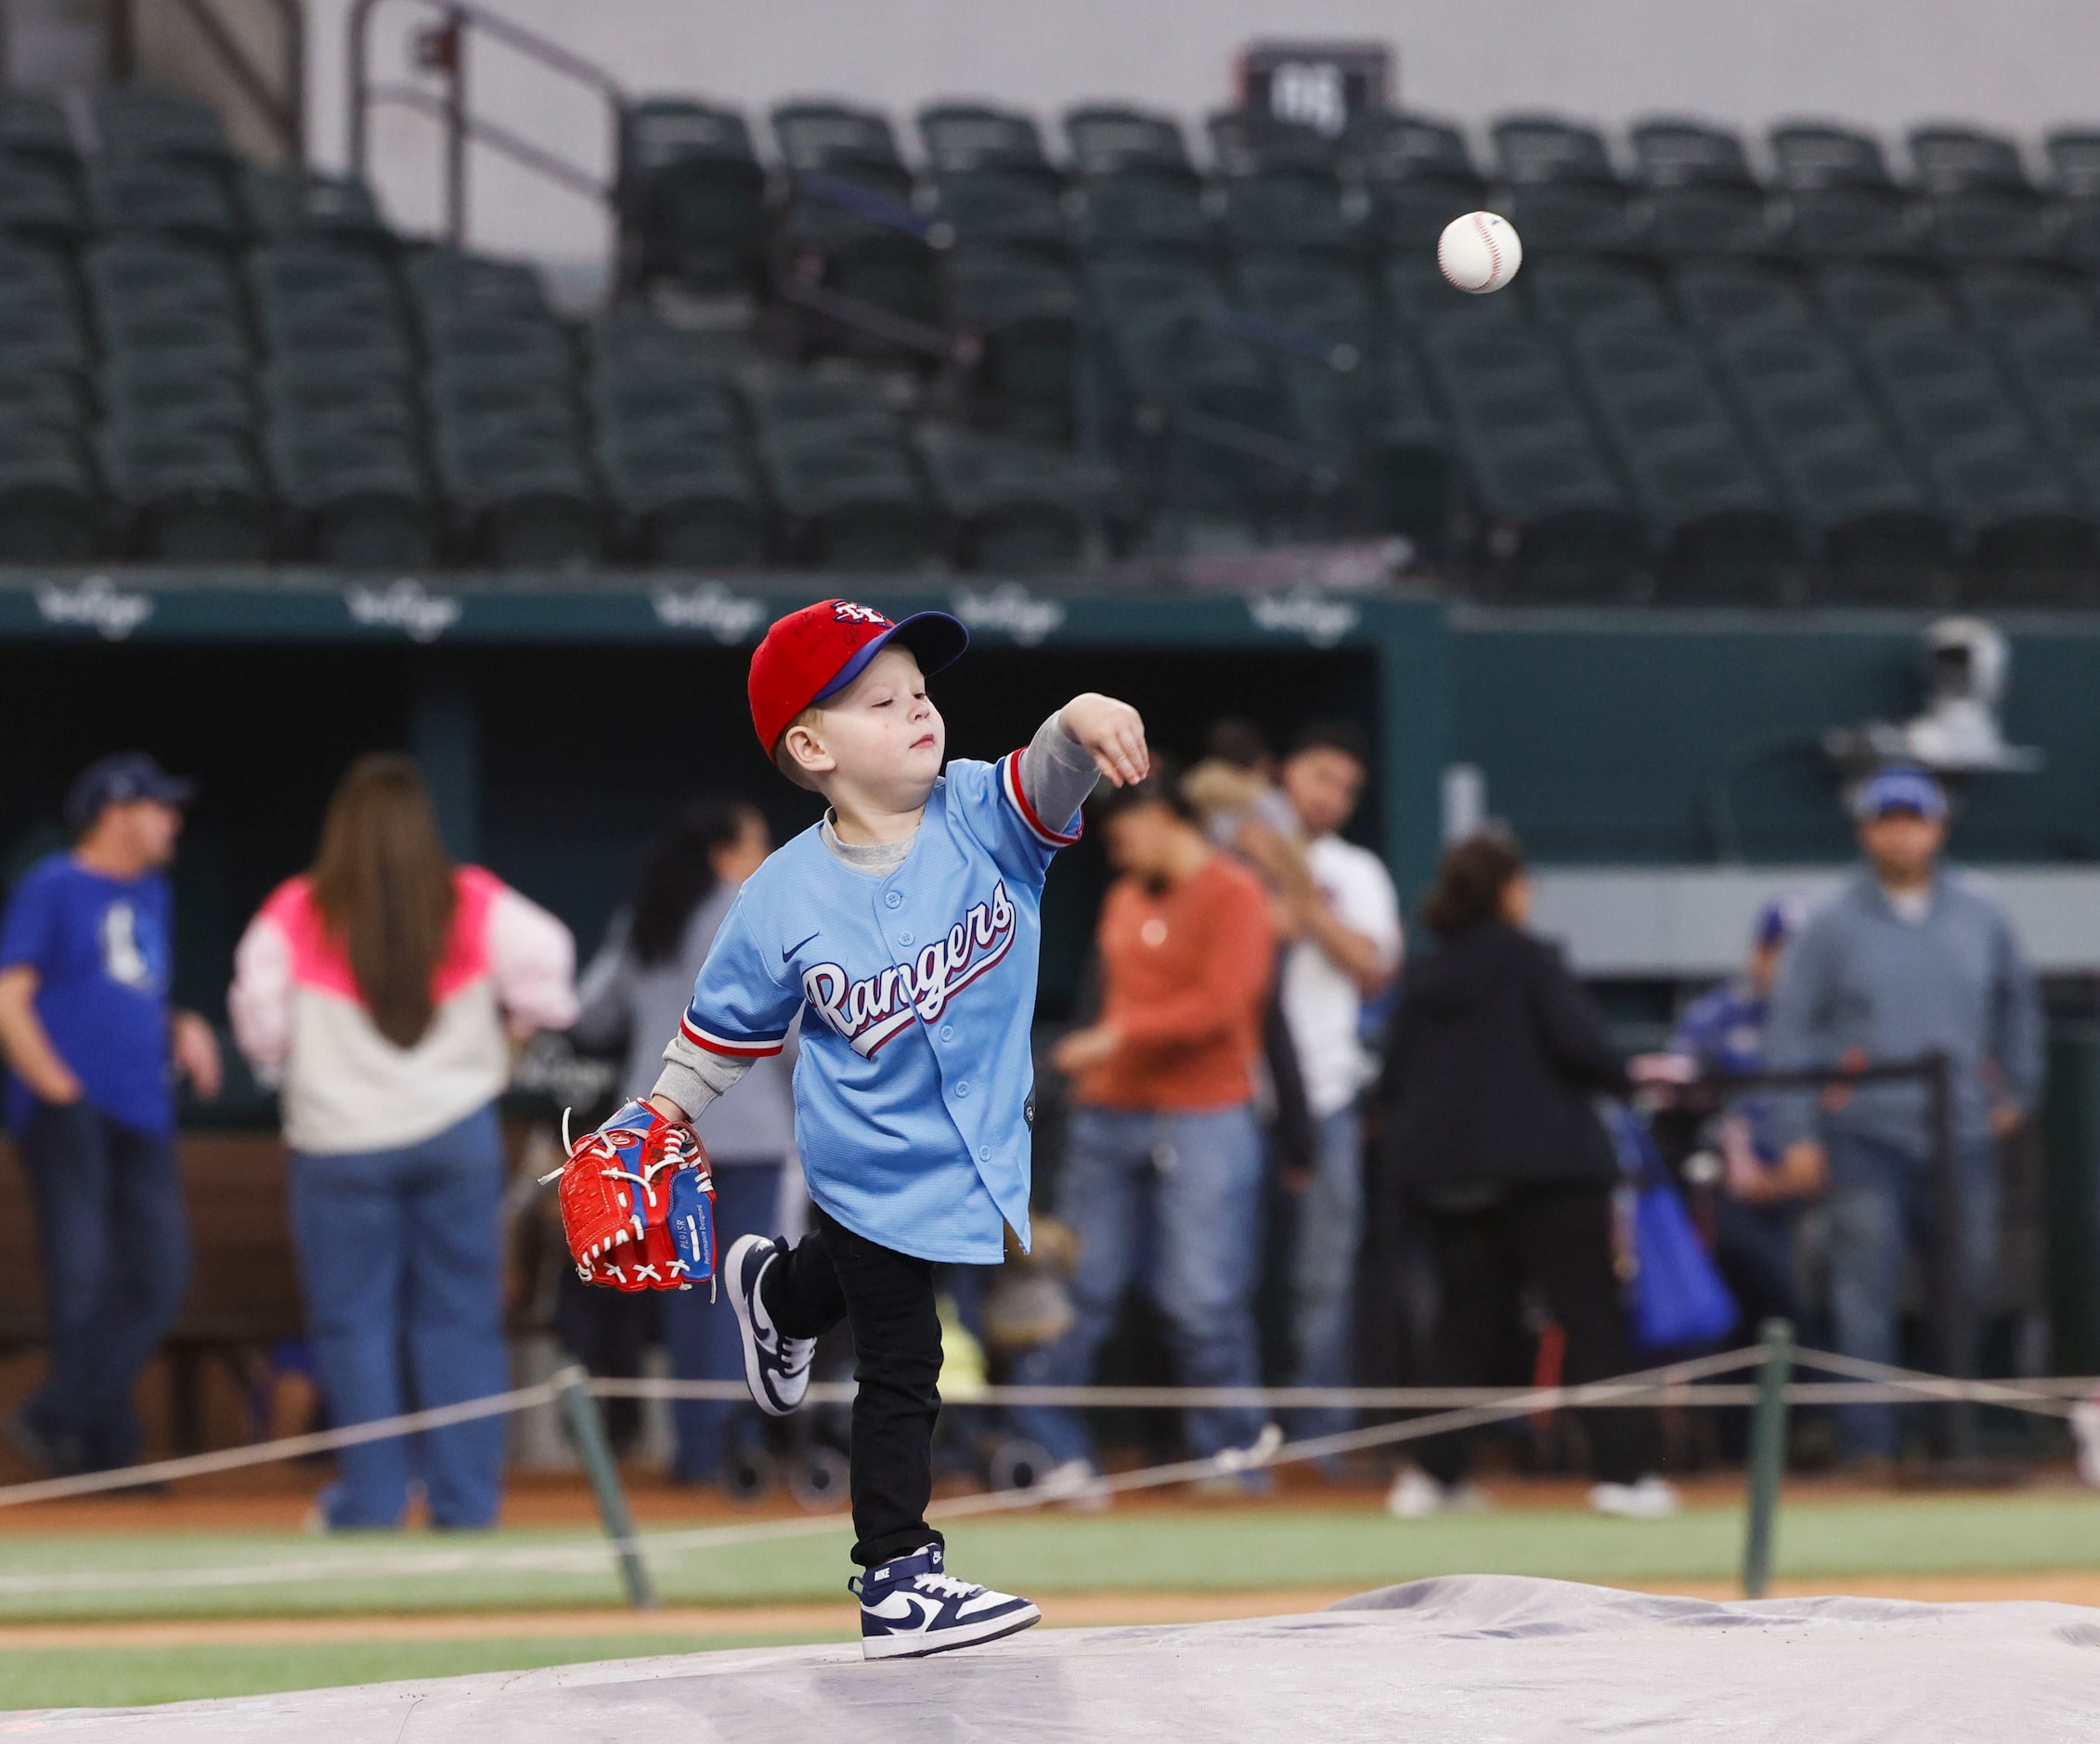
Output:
(1059, 694), (1149, 787)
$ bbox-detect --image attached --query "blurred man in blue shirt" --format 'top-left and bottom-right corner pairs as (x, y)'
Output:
(0, 754), (221, 1476)
(1765, 766), (2041, 1468)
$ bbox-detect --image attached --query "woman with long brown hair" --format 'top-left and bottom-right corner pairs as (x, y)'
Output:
(228, 755), (577, 1529)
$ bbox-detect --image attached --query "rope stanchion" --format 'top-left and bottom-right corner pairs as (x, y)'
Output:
(553, 1365), (655, 1611)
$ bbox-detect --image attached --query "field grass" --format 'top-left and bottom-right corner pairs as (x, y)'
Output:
(0, 1632), (844, 1711)
(4, 1491), (2100, 1623)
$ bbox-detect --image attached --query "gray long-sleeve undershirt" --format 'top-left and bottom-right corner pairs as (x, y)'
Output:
(652, 709), (1098, 1119)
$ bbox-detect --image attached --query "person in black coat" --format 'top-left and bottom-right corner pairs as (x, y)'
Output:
(1375, 832), (1678, 1520)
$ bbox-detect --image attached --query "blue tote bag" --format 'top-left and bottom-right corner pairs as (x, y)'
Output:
(1608, 1106), (1739, 1352)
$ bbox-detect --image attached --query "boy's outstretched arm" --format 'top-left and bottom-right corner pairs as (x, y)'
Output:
(1015, 696), (1147, 839)
(1059, 693), (1148, 787)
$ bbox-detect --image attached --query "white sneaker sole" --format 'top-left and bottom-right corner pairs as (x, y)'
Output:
(725, 1234), (805, 1418)
(862, 1603), (1041, 1660)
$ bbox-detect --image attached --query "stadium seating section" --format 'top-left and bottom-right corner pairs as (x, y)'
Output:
(17, 81), (2100, 596)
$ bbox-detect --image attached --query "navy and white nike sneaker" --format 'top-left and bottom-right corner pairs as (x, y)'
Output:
(724, 1233), (815, 1417)
(850, 1543), (1041, 1660)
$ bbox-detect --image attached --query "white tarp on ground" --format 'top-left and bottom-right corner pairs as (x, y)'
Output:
(11, 1574), (2100, 1742)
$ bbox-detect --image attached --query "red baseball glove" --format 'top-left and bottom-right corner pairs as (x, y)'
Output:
(552, 1100), (716, 1293)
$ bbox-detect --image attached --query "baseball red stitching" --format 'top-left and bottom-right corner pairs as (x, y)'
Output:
(1471, 213), (1501, 289)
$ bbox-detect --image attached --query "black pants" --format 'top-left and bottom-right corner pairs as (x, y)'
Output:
(1417, 1182), (1660, 1489)
(760, 1204), (942, 1568)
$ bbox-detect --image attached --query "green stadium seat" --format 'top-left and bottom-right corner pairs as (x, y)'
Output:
(100, 358), (257, 440)
(0, 158), (84, 243)
(917, 425), (1092, 572)
(260, 305), (416, 375)
(0, 430), (99, 559)
(616, 99), (767, 292)
(1769, 124), (1918, 257)
(1461, 425), (1651, 585)
(1525, 256), (1671, 330)
(588, 355), (743, 447)
(86, 156), (245, 247)
(1952, 263), (2094, 339)
(1855, 328), (2030, 451)
(249, 240), (400, 313)
(97, 303), (250, 373)
(425, 356), (582, 446)
(1628, 118), (1774, 256)
(84, 235), (241, 312)
(94, 85), (236, 168)
(1769, 429), (1951, 583)
(267, 429), (438, 567)
(1925, 431), (2095, 580)
(948, 248), (1081, 436)
(1490, 113), (1639, 254)
(1066, 106), (1210, 260)
(1998, 327), (2100, 453)
(99, 422), (271, 561)
(1381, 253), (1523, 329)
(769, 106), (944, 359)
(2043, 131), (2100, 267)
(920, 104), (1071, 257)
(598, 430), (767, 566)
(434, 429), (604, 566)
(242, 169), (392, 252)
(1815, 260), (1956, 333)
(1207, 107), (1359, 260)
(1350, 111), (1488, 258)
(0, 92), (79, 172)
(1671, 259), (1812, 332)
(758, 422), (941, 570)
(585, 307), (755, 378)
(1234, 253), (1451, 540)
(0, 370), (87, 435)
(1909, 126), (2055, 263)
(403, 249), (553, 328)
(420, 311), (572, 376)
(261, 360), (421, 441)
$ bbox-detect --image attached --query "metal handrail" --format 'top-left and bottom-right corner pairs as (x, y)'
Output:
(347, 0), (625, 244)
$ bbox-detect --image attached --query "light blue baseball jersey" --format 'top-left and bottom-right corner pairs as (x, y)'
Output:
(675, 752), (1080, 1264)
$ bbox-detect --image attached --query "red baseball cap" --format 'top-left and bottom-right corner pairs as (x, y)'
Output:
(748, 598), (970, 755)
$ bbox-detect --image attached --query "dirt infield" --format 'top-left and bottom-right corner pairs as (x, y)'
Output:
(0, 1571), (2093, 1652)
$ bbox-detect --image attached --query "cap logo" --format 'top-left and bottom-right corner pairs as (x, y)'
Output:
(833, 602), (892, 628)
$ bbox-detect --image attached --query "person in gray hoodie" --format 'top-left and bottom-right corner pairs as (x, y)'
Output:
(1765, 764), (2042, 1467)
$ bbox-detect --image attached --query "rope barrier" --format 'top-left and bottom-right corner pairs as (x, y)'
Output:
(0, 1342), (2087, 1604)
(0, 1344), (2092, 1516)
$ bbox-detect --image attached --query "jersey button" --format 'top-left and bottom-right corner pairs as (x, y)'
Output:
(898, 930), (914, 945)
(953, 1080), (970, 1098)
(884, 891), (902, 909)
(939, 1023), (954, 1042)
(978, 1145), (992, 1162)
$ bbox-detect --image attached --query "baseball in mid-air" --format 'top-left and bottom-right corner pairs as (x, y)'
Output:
(1437, 211), (1523, 293)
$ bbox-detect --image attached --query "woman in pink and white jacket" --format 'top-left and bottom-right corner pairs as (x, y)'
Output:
(229, 755), (577, 1530)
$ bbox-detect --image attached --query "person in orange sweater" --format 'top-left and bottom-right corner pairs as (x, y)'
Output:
(1009, 767), (1280, 1495)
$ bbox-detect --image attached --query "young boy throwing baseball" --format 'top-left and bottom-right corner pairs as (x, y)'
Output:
(555, 598), (1145, 1659)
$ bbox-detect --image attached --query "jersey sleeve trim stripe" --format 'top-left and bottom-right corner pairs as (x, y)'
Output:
(1000, 750), (1082, 848)
(679, 1013), (787, 1058)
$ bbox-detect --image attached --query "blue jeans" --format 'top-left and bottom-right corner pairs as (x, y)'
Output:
(661, 1159), (789, 1482)
(289, 1105), (508, 1528)
(1826, 1127), (1998, 1462)
(1009, 1103), (1267, 1464)
(1288, 1103), (1364, 1441)
(17, 1100), (189, 1471)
